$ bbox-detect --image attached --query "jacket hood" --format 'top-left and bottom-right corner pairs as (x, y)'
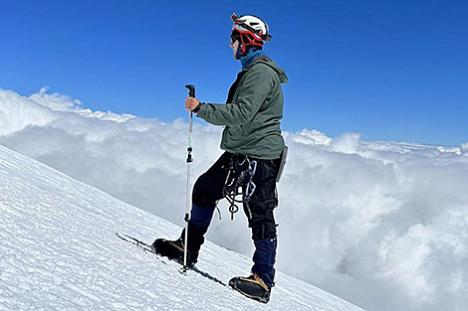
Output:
(250, 56), (288, 84)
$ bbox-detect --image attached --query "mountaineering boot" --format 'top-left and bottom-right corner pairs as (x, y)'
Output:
(152, 222), (207, 268)
(152, 235), (186, 265)
(229, 273), (272, 303)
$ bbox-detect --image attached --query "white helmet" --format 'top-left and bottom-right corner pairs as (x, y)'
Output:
(231, 13), (271, 55)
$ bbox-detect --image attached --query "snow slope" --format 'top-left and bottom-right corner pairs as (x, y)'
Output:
(0, 144), (364, 310)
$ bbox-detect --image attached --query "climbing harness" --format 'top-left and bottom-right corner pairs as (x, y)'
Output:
(222, 155), (258, 220)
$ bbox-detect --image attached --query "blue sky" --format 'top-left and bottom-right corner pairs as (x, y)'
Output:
(1, 0), (467, 146)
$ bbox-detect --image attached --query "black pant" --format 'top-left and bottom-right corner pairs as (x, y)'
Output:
(192, 152), (280, 241)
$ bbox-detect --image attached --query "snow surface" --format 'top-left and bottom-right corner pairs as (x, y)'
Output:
(0, 144), (364, 311)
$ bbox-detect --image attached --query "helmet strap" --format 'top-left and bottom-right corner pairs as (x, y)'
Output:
(238, 33), (262, 57)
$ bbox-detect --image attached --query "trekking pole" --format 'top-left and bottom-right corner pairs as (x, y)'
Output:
(182, 84), (195, 274)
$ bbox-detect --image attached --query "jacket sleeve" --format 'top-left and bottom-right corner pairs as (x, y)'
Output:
(197, 65), (273, 126)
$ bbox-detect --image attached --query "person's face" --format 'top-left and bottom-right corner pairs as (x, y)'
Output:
(230, 39), (240, 59)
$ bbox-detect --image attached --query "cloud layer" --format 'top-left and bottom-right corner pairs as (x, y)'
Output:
(1, 88), (468, 311)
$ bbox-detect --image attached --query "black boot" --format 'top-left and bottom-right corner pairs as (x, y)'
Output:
(229, 274), (272, 303)
(152, 222), (207, 268)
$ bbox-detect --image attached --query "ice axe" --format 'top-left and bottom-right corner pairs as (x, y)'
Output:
(182, 84), (195, 274)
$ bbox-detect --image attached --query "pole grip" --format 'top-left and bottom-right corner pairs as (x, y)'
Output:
(185, 84), (195, 97)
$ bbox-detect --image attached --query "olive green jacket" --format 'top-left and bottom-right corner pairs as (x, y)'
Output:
(197, 56), (288, 160)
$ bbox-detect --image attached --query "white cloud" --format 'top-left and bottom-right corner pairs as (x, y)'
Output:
(287, 129), (332, 146)
(1, 88), (468, 311)
(461, 142), (468, 153)
(30, 87), (135, 122)
(0, 89), (56, 135)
